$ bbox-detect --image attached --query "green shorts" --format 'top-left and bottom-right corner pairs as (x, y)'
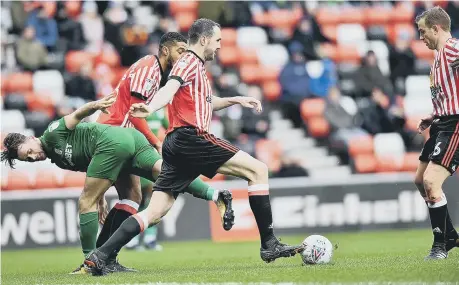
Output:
(86, 127), (162, 182)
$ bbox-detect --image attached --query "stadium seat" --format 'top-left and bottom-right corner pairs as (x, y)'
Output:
(239, 64), (262, 84)
(401, 152), (419, 172)
(316, 7), (340, 26)
(364, 6), (391, 26)
(405, 75), (431, 99)
(411, 40), (435, 62)
(177, 12), (196, 32)
(96, 49), (121, 68)
(268, 9), (302, 32)
(404, 96), (433, 117)
(65, 51), (94, 73)
(1, 110), (26, 132)
(337, 24), (366, 45)
(218, 46), (239, 66)
(169, 1), (198, 16)
(406, 116), (422, 132)
(262, 80), (281, 102)
(63, 171), (86, 188)
(65, 1), (81, 18)
(34, 169), (62, 189)
(306, 116), (330, 138)
(376, 156), (402, 172)
(257, 44), (289, 68)
(373, 133), (406, 162)
(4, 72), (33, 94)
(339, 7), (364, 24)
(3, 170), (32, 190)
(390, 3), (414, 24)
(348, 135), (374, 157)
(306, 61), (325, 79)
(300, 98), (326, 120)
(255, 139), (282, 173)
(353, 154), (377, 173)
(240, 48), (259, 65)
(321, 25), (337, 43)
(236, 27), (268, 48)
(414, 59), (431, 75)
(386, 24), (415, 44)
(221, 28), (237, 47)
(367, 25), (388, 41)
(320, 43), (338, 62)
(252, 11), (269, 26)
(200, 173), (225, 182)
(358, 40), (389, 59)
(4, 93), (27, 111)
(336, 45), (360, 64)
(24, 92), (54, 117)
(260, 66), (280, 82)
(33, 70), (65, 103)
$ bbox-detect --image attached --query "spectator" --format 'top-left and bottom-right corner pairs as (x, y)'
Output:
(307, 58), (337, 97)
(26, 6), (58, 50)
(16, 26), (48, 71)
(103, 1), (128, 56)
(240, 85), (270, 139)
(354, 51), (394, 99)
(65, 61), (97, 101)
(279, 41), (311, 128)
(389, 31), (415, 95)
(10, 1), (28, 34)
(291, 16), (321, 60)
(56, 8), (86, 51)
(79, 1), (104, 53)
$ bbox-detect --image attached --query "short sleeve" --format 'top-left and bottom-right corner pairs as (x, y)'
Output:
(40, 118), (70, 144)
(445, 41), (459, 64)
(168, 54), (199, 85)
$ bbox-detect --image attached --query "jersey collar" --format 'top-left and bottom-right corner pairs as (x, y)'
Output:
(186, 50), (205, 65)
(154, 55), (164, 77)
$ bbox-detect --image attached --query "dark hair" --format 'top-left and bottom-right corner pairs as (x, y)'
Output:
(415, 6), (451, 32)
(159, 32), (188, 55)
(1, 133), (27, 169)
(188, 18), (220, 45)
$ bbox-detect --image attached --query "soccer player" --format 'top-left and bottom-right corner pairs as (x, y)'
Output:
(414, 6), (459, 260)
(1, 96), (233, 273)
(85, 18), (303, 274)
(95, 33), (234, 259)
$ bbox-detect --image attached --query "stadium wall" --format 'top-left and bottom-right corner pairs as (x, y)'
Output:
(2, 174), (458, 250)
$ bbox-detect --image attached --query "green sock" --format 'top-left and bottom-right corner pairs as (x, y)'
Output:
(79, 212), (99, 257)
(187, 178), (215, 201)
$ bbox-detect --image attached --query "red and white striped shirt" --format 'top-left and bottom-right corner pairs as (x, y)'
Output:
(97, 55), (163, 127)
(167, 51), (213, 133)
(430, 38), (459, 116)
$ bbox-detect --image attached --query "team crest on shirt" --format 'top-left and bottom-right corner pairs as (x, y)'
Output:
(143, 78), (155, 93)
(177, 58), (189, 69)
(54, 148), (62, 155)
(48, 121), (60, 132)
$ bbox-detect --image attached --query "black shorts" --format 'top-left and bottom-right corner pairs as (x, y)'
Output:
(154, 127), (239, 194)
(419, 116), (459, 174)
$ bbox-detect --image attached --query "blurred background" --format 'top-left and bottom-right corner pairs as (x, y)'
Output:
(1, 0), (459, 250)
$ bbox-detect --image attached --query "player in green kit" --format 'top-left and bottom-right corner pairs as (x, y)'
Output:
(127, 108), (169, 251)
(1, 96), (234, 274)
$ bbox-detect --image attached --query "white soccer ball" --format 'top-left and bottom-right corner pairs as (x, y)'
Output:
(301, 235), (333, 265)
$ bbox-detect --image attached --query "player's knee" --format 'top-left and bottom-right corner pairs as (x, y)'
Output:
(249, 160), (269, 183)
(422, 174), (441, 200)
(414, 175), (425, 193)
(78, 194), (97, 214)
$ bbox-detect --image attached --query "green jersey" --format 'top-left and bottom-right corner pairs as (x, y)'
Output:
(39, 118), (109, 172)
(145, 108), (169, 135)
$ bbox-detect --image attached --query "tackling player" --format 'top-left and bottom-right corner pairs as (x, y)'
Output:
(414, 6), (459, 259)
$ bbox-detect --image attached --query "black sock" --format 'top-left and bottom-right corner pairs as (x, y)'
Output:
(248, 194), (275, 248)
(96, 200), (137, 247)
(445, 208), (458, 238)
(428, 203), (448, 243)
(98, 216), (143, 257)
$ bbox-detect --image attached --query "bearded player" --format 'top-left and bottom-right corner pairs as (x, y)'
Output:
(414, 6), (459, 260)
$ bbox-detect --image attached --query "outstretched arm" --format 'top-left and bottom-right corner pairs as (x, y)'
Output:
(64, 94), (115, 130)
(130, 80), (181, 118)
(212, 96), (263, 112)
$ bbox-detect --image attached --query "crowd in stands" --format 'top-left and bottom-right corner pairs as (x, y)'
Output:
(2, 0), (459, 190)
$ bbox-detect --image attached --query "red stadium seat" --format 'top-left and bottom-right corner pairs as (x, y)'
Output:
(4, 72), (33, 93)
(63, 171), (86, 188)
(411, 40), (435, 62)
(240, 48), (259, 65)
(176, 12), (197, 32)
(316, 8), (340, 26)
(200, 173), (225, 182)
(252, 12), (269, 26)
(386, 24), (416, 44)
(364, 6), (391, 26)
(96, 49), (121, 68)
(268, 9), (300, 32)
(255, 139), (282, 173)
(321, 25), (337, 43)
(65, 0), (81, 19)
(376, 156), (401, 173)
(354, 154), (377, 173)
(405, 116), (423, 132)
(319, 43), (338, 61)
(348, 135), (374, 157)
(336, 45), (361, 64)
(34, 169), (62, 189)
(169, 1), (198, 16)
(221, 28), (237, 47)
(25, 92), (55, 118)
(239, 64), (262, 84)
(391, 3), (414, 24)
(66, 51), (94, 73)
(340, 7), (364, 24)
(300, 98), (326, 121)
(307, 117), (330, 138)
(262, 80), (281, 102)
(3, 170), (33, 190)
(401, 152), (419, 172)
(218, 46), (239, 66)
(260, 67), (280, 82)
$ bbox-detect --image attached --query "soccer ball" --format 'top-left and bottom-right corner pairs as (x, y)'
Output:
(301, 235), (333, 265)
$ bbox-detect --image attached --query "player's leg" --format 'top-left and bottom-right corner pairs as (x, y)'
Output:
(423, 123), (459, 259)
(138, 179), (163, 250)
(216, 150), (303, 262)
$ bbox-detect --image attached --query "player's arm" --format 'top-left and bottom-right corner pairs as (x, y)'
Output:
(64, 95), (115, 130)
(129, 115), (161, 146)
(446, 41), (459, 68)
(212, 96), (263, 113)
(130, 80), (181, 118)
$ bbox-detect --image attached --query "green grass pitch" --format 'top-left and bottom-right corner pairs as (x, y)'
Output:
(2, 228), (458, 285)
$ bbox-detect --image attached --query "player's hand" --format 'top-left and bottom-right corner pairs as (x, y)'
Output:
(95, 93), (116, 114)
(98, 197), (109, 225)
(417, 114), (434, 133)
(451, 57), (459, 69)
(154, 142), (163, 155)
(236, 97), (262, 113)
(129, 103), (151, 118)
